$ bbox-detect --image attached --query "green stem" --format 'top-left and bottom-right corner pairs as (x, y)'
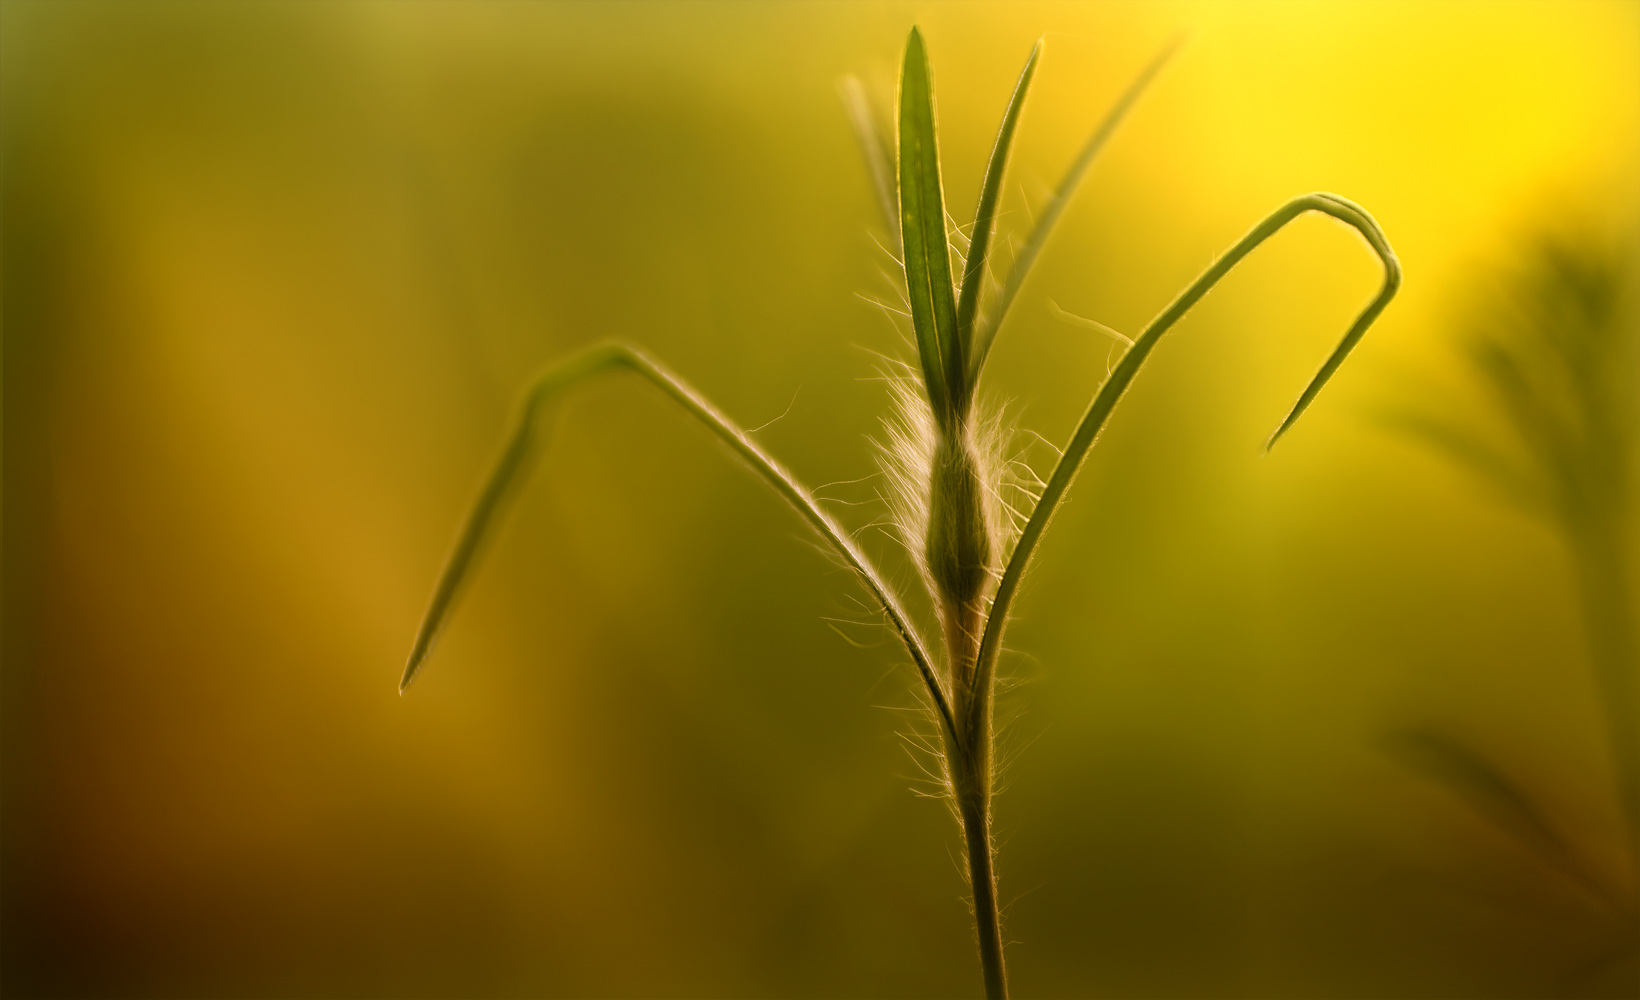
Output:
(960, 775), (1007, 1000)
(947, 586), (1006, 997)
(944, 619), (1005, 1000)
(1571, 519), (1640, 907)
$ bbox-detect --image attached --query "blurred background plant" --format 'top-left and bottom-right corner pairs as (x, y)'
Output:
(1387, 218), (1640, 991)
(3, 2), (1638, 997)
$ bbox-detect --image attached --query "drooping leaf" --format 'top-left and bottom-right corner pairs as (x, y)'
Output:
(972, 192), (1401, 707)
(400, 384), (552, 692)
(400, 344), (957, 744)
(898, 26), (963, 429)
(955, 40), (1040, 364)
(1264, 193), (1401, 449)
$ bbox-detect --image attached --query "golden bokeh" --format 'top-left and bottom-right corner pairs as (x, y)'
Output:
(4, 2), (1637, 996)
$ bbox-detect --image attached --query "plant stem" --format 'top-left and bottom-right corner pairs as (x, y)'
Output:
(1571, 519), (1640, 909)
(957, 750), (1006, 1000)
(947, 604), (1006, 999)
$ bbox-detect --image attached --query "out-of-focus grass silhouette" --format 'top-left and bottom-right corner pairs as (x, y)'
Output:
(1389, 221), (1640, 990)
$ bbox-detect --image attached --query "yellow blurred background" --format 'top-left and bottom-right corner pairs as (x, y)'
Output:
(4, 2), (1637, 996)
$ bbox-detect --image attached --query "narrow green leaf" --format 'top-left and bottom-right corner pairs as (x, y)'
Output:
(1377, 406), (1547, 517)
(956, 40), (1041, 367)
(1388, 728), (1568, 857)
(839, 75), (899, 248)
(400, 344), (958, 745)
(1387, 727), (1620, 906)
(898, 26), (963, 428)
(970, 193), (1400, 725)
(970, 35), (1182, 384)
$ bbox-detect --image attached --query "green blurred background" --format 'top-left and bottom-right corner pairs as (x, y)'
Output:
(4, 2), (1638, 996)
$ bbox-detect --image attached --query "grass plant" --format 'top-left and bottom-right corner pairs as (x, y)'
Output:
(401, 28), (1401, 998)
(1390, 223), (1639, 986)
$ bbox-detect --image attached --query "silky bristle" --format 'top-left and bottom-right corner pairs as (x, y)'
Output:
(876, 368), (1018, 658)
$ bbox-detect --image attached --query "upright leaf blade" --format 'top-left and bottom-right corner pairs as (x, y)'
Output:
(840, 75), (899, 247)
(956, 40), (1040, 363)
(898, 26), (963, 428)
(969, 36), (1182, 383)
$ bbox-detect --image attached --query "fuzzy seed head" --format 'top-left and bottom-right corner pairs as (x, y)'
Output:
(878, 370), (1020, 682)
